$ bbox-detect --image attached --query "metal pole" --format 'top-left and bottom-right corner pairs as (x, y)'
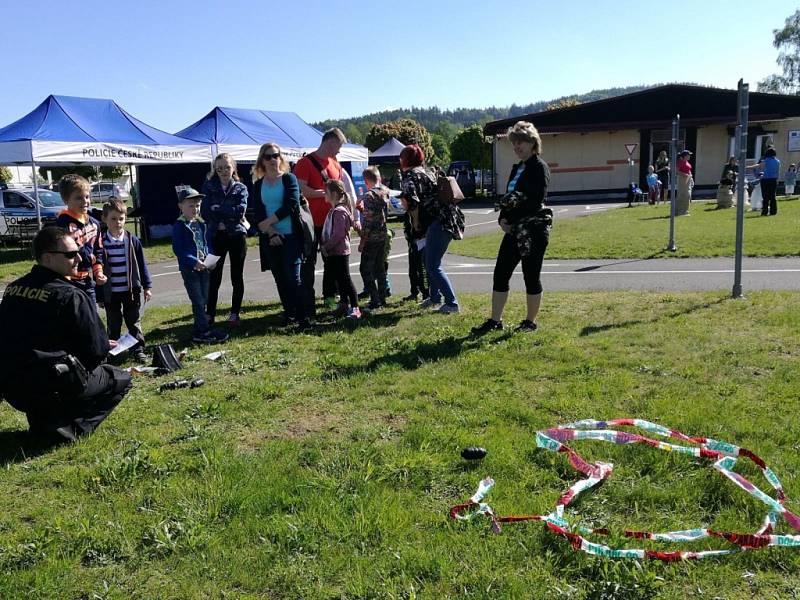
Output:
(732, 80), (749, 299)
(31, 160), (42, 231)
(667, 115), (679, 251)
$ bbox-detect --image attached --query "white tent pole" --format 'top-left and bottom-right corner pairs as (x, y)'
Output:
(31, 159), (42, 231)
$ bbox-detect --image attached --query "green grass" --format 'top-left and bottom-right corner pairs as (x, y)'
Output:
(2, 291), (800, 598)
(451, 196), (800, 260)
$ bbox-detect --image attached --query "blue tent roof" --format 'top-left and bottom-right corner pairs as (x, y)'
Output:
(0, 95), (202, 146)
(175, 107), (327, 147)
(174, 107), (367, 161)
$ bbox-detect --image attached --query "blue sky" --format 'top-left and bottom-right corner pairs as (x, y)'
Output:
(1, 0), (796, 132)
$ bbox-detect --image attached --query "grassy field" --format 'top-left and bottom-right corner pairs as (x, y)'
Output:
(451, 196), (800, 260)
(1, 291), (800, 598)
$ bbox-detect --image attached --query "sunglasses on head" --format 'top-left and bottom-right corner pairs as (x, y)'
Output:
(264, 152), (281, 160)
(47, 250), (79, 259)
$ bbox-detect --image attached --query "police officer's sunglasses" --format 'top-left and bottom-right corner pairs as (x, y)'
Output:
(46, 250), (79, 259)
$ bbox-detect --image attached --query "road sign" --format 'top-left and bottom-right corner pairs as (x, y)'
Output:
(624, 143), (638, 157)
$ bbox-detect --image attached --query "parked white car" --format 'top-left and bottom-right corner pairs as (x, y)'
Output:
(90, 182), (128, 201)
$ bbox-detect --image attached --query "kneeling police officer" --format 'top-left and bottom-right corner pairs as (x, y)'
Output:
(0, 227), (131, 441)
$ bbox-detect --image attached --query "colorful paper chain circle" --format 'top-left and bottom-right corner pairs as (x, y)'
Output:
(449, 419), (800, 561)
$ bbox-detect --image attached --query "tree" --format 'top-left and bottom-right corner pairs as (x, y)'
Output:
(365, 118), (434, 162)
(546, 98), (582, 111)
(39, 165), (128, 184)
(343, 123), (365, 145)
(434, 120), (461, 144)
(449, 125), (491, 169)
(758, 9), (800, 94)
(429, 134), (450, 166)
(0, 166), (12, 183)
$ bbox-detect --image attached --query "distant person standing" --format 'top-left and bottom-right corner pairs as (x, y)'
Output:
(785, 163), (797, 195)
(656, 150), (670, 203)
(721, 156), (739, 191)
(675, 150), (693, 216)
(201, 153), (249, 327)
(757, 147), (780, 216)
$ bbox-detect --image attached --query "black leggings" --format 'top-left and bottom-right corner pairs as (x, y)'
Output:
(760, 178), (778, 215)
(208, 231), (247, 316)
(493, 232), (548, 295)
(327, 255), (358, 307)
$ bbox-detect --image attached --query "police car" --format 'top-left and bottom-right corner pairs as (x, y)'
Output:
(0, 188), (65, 242)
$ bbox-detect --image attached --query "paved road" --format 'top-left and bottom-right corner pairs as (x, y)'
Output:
(136, 202), (799, 308)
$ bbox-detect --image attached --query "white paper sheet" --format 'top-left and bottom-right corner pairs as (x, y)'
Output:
(202, 254), (220, 269)
(109, 333), (139, 356)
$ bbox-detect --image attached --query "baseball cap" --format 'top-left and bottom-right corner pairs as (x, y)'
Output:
(177, 187), (204, 202)
(678, 149), (693, 156)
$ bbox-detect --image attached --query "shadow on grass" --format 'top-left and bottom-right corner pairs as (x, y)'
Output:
(322, 329), (516, 380)
(574, 253), (666, 272)
(579, 296), (729, 337)
(0, 429), (68, 466)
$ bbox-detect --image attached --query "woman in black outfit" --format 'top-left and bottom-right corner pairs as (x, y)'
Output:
(472, 121), (552, 333)
(201, 153), (249, 327)
(656, 150), (670, 203)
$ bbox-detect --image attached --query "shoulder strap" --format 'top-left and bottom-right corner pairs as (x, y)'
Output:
(307, 153), (328, 181)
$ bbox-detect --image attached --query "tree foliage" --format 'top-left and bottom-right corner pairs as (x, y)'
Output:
(758, 9), (800, 94)
(365, 118), (434, 162)
(0, 166), (12, 183)
(430, 134), (450, 166)
(38, 165), (128, 184)
(449, 125), (491, 169)
(546, 98), (582, 111)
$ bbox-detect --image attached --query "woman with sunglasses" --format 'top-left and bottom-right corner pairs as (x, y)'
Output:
(201, 153), (249, 327)
(253, 143), (309, 329)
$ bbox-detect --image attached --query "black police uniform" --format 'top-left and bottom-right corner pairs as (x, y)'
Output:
(0, 265), (131, 437)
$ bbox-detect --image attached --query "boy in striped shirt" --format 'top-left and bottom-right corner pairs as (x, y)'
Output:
(98, 198), (152, 362)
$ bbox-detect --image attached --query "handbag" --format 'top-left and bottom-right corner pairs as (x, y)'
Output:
(437, 175), (465, 205)
(291, 197), (316, 259)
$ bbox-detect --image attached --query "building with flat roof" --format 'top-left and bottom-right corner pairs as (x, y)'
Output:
(484, 84), (800, 200)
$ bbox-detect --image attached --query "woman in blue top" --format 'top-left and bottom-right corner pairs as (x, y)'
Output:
(201, 153), (249, 326)
(756, 147), (780, 216)
(472, 121), (552, 334)
(253, 143), (309, 329)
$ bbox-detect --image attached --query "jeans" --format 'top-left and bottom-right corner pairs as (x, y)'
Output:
(302, 226), (338, 314)
(208, 230), (247, 317)
(359, 239), (387, 305)
(267, 233), (305, 321)
(181, 269), (210, 335)
(105, 291), (145, 347)
(407, 241), (428, 298)
(425, 219), (457, 306)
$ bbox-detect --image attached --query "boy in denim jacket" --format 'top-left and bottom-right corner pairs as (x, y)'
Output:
(172, 188), (228, 344)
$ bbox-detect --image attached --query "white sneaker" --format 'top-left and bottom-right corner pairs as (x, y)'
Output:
(436, 303), (460, 314)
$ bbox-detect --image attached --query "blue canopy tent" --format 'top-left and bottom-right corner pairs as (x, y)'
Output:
(368, 137), (406, 165)
(174, 106), (367, 162)
(0, 95), (212, 227)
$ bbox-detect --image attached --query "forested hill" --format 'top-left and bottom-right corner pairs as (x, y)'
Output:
(313, 84), (658, 141)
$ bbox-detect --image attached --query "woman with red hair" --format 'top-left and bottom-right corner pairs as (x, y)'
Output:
(399, 144), (464, 313)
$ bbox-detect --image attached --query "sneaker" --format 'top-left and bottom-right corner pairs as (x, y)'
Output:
(54, 425), (79, 442)
(367, 301), (384, 310)
(347, 306), (362, 320)
(357, 289), (370, 300)
(516, 319), (538, 333)
(402, 294), (418, 302)
(133, 348), (149, 363)
(419, 297), (441, 309)
(471, 318), (503, 334)
(193, 329), (229, 344)
(332, 302), (350, 317)
(227, 312), (241, 327)
(436, 303), (460, 314)
(323, 297), (338, 310)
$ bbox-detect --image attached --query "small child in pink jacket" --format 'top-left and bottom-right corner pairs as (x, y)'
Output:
(321, 179), (361, 319)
